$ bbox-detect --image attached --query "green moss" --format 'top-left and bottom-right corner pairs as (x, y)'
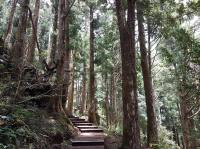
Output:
(13, 108), (34, 120)
(0, 105), (77, 148)
(0, 64), (4, 69)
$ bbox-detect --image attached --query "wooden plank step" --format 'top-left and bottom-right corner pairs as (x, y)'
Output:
(74, 123), (93, 126)
(71, 146), (104, 149)
(68, 115), (74, 118)
(77, 126), (98, 129)
(70, 118), (85, 121)
(78, 133), (105, 138)
(80, 128), (104, 133)
(70, 139), (104, 146)
(72, 121), (89, 123)
(71, 119), (86, 123)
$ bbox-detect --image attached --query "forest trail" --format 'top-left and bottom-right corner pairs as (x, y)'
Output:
(69, 116), (105, 149)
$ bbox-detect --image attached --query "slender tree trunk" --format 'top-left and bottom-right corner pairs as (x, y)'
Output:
(88, 5), (97, 124)
(4, 0), (17, 49)
(67, 78), (74, 115)
(147, 18), (152, 77)
(137, 1), (158, 147)
(110, 72), (116, 127)
(80, 62), (87, 115)
(27, 0), (40, 63)
(62, 0), (70, 110)
(48, 0), (58, 65)
(104, 74), (109, 128)
(180, 91), (191, 149)
(180, 80), (191, 149)
(179, 49), (191, 149)
(67, 53), (74, 116)
(12, 0), (30, 71)
(76, 79), (80, 107)
(115, 0), (141, 148)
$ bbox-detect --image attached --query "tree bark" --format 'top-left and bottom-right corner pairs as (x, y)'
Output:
(80, 62), (87, 115)
(88, 5), (97, 124)
(12, 0), (30, 71)
(179, 51), (191, 149)
(67, 78), (74, 115)
(115, 0), (141, 148)
(62, 0), (70, 110)
(48, 0), (58, 65)
(137, 1), (158, 147)
(4, 0), (17, 49)
(110, 72), (116, 127)
(104, 74), (110, 128)
(54, 0), (66, 113)
(27, 0), (40, 63)
(180, 88), (191, 149)
(67, 52), (74, 116)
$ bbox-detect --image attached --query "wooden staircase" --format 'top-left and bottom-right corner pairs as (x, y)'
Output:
(69, 116), (105, 149)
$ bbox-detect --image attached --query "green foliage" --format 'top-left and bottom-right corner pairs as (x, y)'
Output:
(0, 1), (8, 37)
(0, 105), (76, 147)
(0, 127), (17, 145)
(140, 126), (180, 149)
(157, 126), (180, 149)
(13, 108), (34, 120)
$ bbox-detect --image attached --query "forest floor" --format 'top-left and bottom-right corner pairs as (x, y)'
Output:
(0, 104), (78, 148)
(0, 104), (122, 149)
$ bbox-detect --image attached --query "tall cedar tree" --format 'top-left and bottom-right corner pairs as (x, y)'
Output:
(53, 0), (66, 113)
(115, 0), (141, 148)
(137, 1), (159, 146)
(88, 5), (97, 124)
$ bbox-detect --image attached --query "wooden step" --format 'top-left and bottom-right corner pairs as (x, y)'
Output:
(70, 139), (104, 146)
(74, 123), (93, 126)
(80, 128), (104, 133)
(71, 146), (104, 149)
(71, 119), (86, 123)
(77, 126), (98, 129)
(70, 118), (85, 121)
(68, 115), (77, 118)
(79, 132), (105, 136)
(72, 121), (90, 124)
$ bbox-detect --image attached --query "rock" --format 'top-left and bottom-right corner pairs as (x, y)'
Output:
(50, 132), (64, 144)
(0, 119), (5, 126)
